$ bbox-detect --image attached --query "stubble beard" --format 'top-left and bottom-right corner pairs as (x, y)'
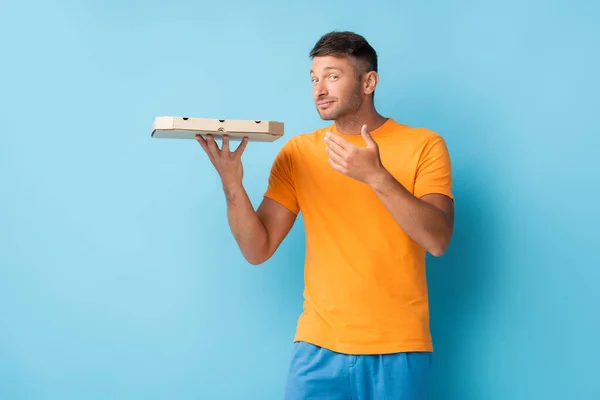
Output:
(317, 86), (363, 121)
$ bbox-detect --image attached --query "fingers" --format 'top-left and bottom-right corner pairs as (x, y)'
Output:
(234, 136), (249, 157)
(325, 138), (347, 158)
(196, 134), (217, 165)
(197, 134), (249, 160)
(326, 145), (346, 166)
(196, 134), (208, 152)
(327, 157), (346, 174)
(222, 134), (230, 153)
(205, 134), (221, 157)
(325, 132), (351, 149)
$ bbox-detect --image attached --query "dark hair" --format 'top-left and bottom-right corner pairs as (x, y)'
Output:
(309, 31), (378, 76)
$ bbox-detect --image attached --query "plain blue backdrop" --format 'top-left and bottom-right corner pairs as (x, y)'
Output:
(1, 0), (599, 399)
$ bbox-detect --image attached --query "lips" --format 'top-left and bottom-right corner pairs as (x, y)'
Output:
(317, 100), (335, 108)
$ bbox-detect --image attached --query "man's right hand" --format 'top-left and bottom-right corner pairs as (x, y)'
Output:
(195, 133), (297, 265)
(196, 134), (249, 192)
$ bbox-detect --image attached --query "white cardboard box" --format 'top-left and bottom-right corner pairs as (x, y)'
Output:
(151, 116), (284, 142)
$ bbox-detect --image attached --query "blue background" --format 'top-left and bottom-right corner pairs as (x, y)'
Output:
(1, 0), (599, 399)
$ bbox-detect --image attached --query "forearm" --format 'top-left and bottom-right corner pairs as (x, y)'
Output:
(369, 170), (453, 256)
(223, 184), (269, 265)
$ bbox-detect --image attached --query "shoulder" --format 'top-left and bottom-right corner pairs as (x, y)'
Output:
(386, 119), (449, 154)
(291, 125), (331, 143)
(390, 119), (444, 142)
(277, 124), (332, 154)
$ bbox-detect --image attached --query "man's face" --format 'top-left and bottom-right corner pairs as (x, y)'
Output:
(310, 55), (364, 121)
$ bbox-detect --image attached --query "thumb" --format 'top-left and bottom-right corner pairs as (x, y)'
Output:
(361, 124), (376, 148)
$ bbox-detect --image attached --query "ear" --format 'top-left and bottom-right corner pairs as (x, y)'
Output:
(363, 71), (378, 95)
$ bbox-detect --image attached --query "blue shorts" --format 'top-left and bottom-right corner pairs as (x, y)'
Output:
(284, 341), (432, 400)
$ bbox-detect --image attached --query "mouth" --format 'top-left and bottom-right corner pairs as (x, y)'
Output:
(317, 100), (335, 108)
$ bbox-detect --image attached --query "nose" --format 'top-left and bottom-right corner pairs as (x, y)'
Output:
(314, 80), (328, 97)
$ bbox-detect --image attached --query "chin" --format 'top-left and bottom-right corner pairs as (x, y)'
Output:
(317, 109), (337, 121)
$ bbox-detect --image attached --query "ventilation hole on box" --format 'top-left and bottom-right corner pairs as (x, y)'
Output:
(182, 117), (189, 120)
(255, 120), (261, 123)
(219, 119), (225, 122)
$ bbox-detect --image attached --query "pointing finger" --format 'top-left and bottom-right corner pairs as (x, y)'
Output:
(206, 134), (220, 156)
(196, 134), (208, 150)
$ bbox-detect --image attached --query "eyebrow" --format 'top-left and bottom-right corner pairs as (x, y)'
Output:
(310, 66), (342, 74)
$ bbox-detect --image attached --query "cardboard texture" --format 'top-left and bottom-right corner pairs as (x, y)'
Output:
(151, 116), (284, 142)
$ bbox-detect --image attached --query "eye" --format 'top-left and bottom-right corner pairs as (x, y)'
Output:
(329, 74), (338, 80)
(311, 77), (318, 84)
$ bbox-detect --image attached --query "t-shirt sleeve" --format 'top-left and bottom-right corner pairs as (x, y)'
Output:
(413, 135), (454, 201)
(263, 140), (300, 214)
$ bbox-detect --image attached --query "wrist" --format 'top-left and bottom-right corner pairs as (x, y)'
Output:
(367, 167), (393, 192)
(223, 181), (244, 199)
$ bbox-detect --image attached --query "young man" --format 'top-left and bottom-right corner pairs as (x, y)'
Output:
(197, 31), (454, 400)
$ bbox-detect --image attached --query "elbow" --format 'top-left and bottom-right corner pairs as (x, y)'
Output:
(246, 256), (267, 266)
(245, 254), (267, 266)
(243, 249), (273, 266)
(237, 236), (272, 265)
(240, 234), (278, 265)
(428, 236), (452, 257)
(429, 246), (446, 257)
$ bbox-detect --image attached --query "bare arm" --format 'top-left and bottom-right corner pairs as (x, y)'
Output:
(196, 133), (296, 265)
(369, 171), (454, 256)
(224, 185), (297, 265)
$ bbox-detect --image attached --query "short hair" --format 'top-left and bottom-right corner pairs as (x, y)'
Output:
(309, 31), (378, 76)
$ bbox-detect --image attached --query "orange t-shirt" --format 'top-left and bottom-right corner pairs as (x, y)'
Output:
(263, 118), (453, 355)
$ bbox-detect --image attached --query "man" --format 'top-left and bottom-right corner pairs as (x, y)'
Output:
(197, 31), (454, 400)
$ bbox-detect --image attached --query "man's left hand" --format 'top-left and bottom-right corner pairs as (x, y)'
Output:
(324, 124), (388, 186)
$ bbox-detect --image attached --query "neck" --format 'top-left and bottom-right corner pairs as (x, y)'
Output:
(334, 104), (387, 135)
